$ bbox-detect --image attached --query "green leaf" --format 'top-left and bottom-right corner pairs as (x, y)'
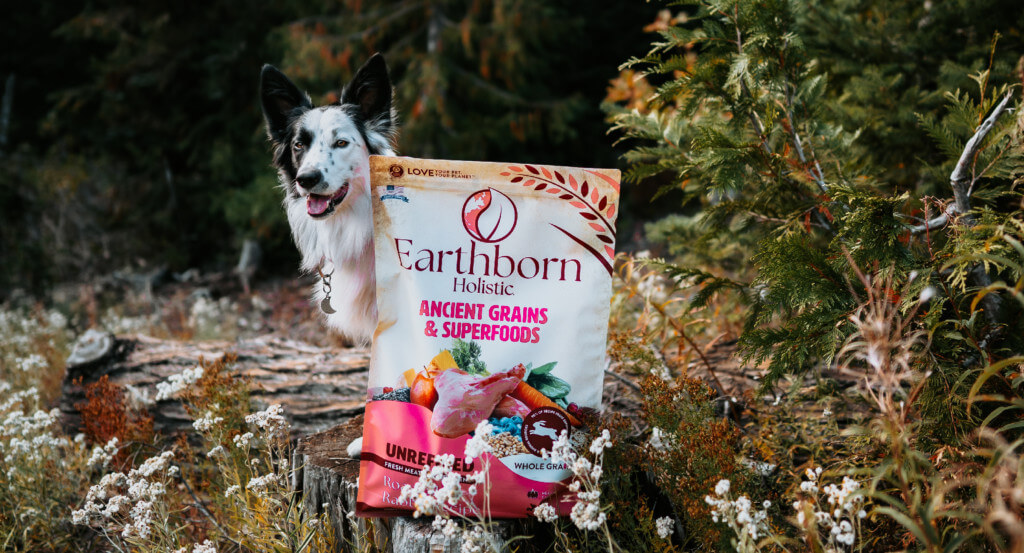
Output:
(530, 362), (557, 376)
(527, 373), (571, 401)
(969, 356), (1024, 404)
(875, 507), (931, 546)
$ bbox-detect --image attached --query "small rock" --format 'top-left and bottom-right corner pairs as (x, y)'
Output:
(66, 329), (114, 368)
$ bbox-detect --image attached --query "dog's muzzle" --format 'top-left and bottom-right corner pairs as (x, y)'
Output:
(295, 169), (349, 218)
(305, 184), (349, 218)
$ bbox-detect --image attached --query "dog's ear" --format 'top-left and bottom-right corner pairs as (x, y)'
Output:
(342, 53), (393, 123)
(260, 65), (312, 143)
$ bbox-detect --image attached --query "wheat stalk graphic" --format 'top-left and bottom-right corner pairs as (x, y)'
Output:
(500, 165), (618, 275)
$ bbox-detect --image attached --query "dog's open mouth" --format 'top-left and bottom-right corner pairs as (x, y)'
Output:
(306, 184), (349, 218)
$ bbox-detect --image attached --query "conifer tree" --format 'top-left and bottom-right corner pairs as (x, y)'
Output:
(608, 0), (1024, 402)
(273, 0), (650, 164)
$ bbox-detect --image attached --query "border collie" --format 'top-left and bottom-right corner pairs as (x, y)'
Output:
(259, 54), (396, 343)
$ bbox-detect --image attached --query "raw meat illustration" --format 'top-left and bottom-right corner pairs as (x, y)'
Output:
(492, 395), (531, 419)
(430, 365), (525, 438)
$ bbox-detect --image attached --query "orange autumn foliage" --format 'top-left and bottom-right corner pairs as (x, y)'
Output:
(76, 375), (154, 468)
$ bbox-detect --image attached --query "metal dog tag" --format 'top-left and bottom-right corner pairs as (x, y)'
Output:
(320, 296), (336, 314)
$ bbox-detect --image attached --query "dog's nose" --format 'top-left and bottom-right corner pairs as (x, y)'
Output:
(295, 170), (323, 190)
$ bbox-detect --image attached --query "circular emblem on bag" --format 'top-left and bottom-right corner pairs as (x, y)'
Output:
(462, 187), (518, 243)
(389, 164), (404, 178)
(521, 407), (571, 457)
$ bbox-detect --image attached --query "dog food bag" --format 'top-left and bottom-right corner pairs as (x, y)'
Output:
(357, 156), (620, 518)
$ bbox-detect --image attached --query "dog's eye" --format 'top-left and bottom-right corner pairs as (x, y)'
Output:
(293, 141), (304, 151)
(334, 139), (349, 148)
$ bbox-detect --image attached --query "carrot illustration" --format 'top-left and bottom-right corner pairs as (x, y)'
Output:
(511, 380), (582, 426)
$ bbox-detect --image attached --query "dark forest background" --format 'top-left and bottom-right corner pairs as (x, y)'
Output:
(0, 1), (659, 299)
(2, 1), (1023, 302)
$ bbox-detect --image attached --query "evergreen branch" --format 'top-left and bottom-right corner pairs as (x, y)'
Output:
(779, 83), (846, 234)
(782, 98), (828, 196)
(723, 3), (835, 234)
(727, 4), (771, 159)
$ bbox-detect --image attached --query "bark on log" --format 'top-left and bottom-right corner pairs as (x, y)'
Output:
(297, 417), (519, 553)
(60, 332), (370, 436)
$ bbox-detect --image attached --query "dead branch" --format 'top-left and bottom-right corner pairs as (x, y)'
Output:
(909, 91), (1015, 235)
(951, 91), (1015, 218)
(909, 205), (956, 235)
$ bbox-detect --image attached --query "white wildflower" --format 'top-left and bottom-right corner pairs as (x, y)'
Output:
(460, 524), (489, 553)
(463, 419), (494, 462)
(569, 499), (607, 531)
(17, 354), (47, 373)
(793, 470), (866, 550)
(192, 411), (224, 433)
(534, 503), (558, 523)
(706, 482), (770, 548)
(207, 445), (226, 458)
(715, 479), (731, 496)
(224, 484), (241, 497)
(233, 432), (254, 448)
(648, 426), (670, 451)
(46, 310), (68, 329)
(588, 429), (612, 455)
(133, 450), (175, 478)
(155, 366), (204, 401)
(192, 540), (218, 553)
(246, 473), (282, 495)
(397, 453), (473, 518)
(245, 403), (289, 437)
(655, 516), (674, 539)
(87, 436), (120, 468)
(432, 515), (459, 537)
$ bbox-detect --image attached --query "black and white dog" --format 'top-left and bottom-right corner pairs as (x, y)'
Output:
(259, 54), (397, 343)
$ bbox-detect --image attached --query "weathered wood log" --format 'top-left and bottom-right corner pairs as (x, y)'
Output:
(60, 332), (370, 436)
(297, 417), (519, 553)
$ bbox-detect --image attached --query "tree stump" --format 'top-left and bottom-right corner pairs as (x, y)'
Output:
(60, 332), (370, 436)
(298, 417), (521, 553)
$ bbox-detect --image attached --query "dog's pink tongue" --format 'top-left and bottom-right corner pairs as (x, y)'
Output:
(307, 194), (330, 216)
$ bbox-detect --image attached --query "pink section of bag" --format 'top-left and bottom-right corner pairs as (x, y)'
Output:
(356, 401), (576, 518)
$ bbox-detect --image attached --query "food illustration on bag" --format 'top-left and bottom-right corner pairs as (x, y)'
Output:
(369, 345), (579, 448)
(358, 156), (619, 518)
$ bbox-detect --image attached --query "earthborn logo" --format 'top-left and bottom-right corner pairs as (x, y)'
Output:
(379, 183), (409, 203)
(388, 164), (404, 178)
(462, 188), (518, 243)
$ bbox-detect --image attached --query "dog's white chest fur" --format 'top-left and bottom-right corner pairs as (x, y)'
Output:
(285, 171), (380, 342)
